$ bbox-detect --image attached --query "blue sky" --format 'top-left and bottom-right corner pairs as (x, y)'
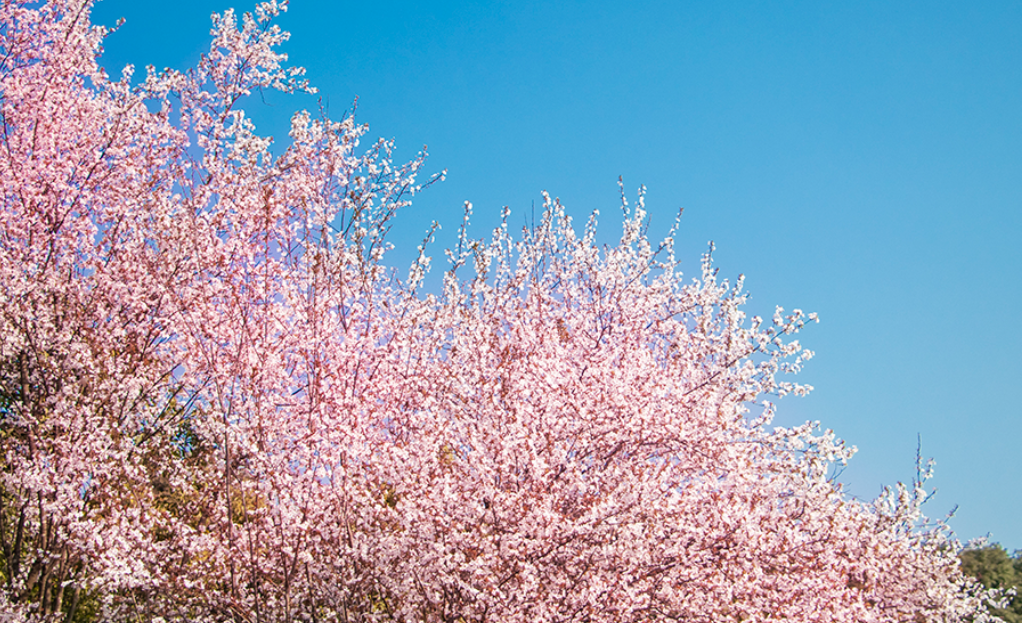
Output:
(91, 0), (1021, 550)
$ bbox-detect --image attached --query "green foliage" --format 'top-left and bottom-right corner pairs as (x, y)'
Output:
(961, 545), (1022, 623)
(67, 590), (101, 623)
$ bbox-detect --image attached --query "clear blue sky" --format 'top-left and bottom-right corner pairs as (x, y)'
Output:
(91, 0), (1021, 550)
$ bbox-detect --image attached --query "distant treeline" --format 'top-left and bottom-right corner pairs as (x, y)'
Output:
(961, 545), (1022, 622)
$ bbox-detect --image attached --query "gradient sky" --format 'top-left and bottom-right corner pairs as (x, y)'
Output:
(91, 0), (1022, 550)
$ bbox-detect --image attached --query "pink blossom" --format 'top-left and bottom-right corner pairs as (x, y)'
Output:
(0, 1), (1001, 622)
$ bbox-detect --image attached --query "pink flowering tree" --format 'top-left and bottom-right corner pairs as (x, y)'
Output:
(0, 0), (1002, 621)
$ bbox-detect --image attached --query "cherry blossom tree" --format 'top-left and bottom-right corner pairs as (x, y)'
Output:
(0, 0), (1002, 621)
